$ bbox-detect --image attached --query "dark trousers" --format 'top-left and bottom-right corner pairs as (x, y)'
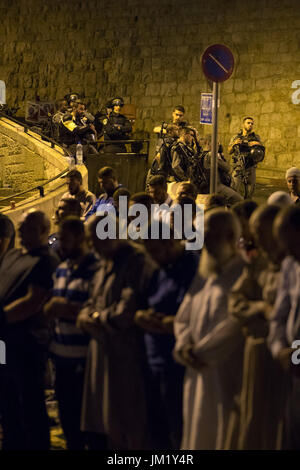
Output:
(0, 339), (50, 450)
(54, 359), (86, 450)
(146, 365), (184, 450)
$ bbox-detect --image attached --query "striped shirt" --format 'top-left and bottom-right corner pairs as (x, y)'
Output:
(50, 253), (98, 363)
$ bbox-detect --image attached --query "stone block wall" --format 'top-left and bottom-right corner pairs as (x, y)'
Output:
(0, 118), (68, 192)
(0, 128), (45, 190)
(1, 0), (300, 176)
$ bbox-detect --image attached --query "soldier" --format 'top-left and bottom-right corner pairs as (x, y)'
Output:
(171, 127), (197, 182)
(145, 124), (180, 190)
(64, 92), (81, 111)
(153, 105), (187, 154)
(59, 100), (98, 158)
(228, 117), (265, 198)
(102, 97), (132, 153)
(94, 99), (113, 136)
(196, 135), (243, 206)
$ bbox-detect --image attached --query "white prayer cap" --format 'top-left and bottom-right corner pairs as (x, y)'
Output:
(267, 191), (292, 207)
(285, 167), (300, 179)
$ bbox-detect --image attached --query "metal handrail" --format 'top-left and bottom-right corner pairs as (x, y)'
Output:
(0, 113), (71, 207)
(95, 138), (150, 161)
(0, 168), (69, 205)
(0, 111), (71, 157)
(0, 114), (150, 208)
(95, 139), (150, 143)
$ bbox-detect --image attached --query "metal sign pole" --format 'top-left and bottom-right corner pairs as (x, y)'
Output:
(210, 81), (219, 194)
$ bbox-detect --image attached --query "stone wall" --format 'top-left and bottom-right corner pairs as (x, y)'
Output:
(0, 118), (68, 191)
(1, 0), (300, 176)
(0, 117), (87, 239)
(0, 128), (45, 191)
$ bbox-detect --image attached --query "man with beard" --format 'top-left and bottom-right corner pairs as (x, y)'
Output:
(173, 209), (244, 450)
(285, 167), (300, 204)
(228, 117), (264, 198)
(49, 197), (83, 260)
(228, 204), (287, 449)
(60, 169), (96, 218)
(44, 217), (98, 450)
(268, 205), (300, 449)
(0, 210), (59, 449)
(153, 105), (186, 153)
(135, 224), (199, 449)
(85, 166), (122, 220)
(76, 214), (157, 449)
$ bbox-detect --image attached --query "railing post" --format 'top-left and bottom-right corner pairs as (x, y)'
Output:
(37, 186), (45, 197)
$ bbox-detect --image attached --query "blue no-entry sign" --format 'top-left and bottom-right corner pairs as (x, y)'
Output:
(200, 93), (212, 124)
(202, 44), (234, 83)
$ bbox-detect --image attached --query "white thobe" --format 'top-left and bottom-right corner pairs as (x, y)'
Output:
(174, 256), (244, 450)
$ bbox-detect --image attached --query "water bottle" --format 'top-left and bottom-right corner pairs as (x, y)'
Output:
(76, 141), (83, 165)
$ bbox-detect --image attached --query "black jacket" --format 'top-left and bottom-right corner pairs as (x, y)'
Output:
(59, 113), (94, 146)
(102, 112), (132, 142)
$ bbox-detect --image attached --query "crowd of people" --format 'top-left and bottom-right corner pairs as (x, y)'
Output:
(0, 90), (300, 450)
(0, 156), (300, 450)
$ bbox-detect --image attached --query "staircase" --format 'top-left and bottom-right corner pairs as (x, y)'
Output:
(0, 188), (37, 208)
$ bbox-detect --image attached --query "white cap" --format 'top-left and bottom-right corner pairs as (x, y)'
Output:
(267, 191), (292, 207)
(285, 167), (300, 179)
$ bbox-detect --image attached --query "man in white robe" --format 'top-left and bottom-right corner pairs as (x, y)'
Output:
(268, 205), (300, 449)
(173, 209), (245, 450)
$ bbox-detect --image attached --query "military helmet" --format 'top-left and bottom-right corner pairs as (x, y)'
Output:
(250, 145), (265, 164)
(64, 92), (80, 105)
(111, 97), (124, 107)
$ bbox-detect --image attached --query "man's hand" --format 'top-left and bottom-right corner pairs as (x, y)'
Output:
(228, 138), (242, 154)
(179, 343), (206, 370)
(135, 309), (170, 334)
(43, 297), (81, 320)
(248, 140), (261, 147)
(43, 297), (68, 319)
(161, 316), (174, 334)
(277, 347), (293, 371)
(76, 309), (101, 337)
(154, 152), (161, 163)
